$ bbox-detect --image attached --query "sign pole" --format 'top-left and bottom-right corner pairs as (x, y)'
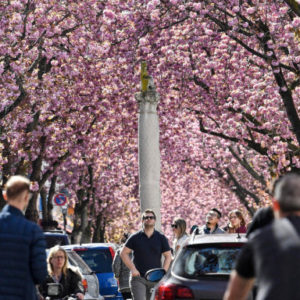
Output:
(53, 193), (68, 232)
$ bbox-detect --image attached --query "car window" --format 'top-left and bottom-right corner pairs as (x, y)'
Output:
(44, 234), (69, 248)
(173, 243), (243, 278)
(67, 251), (93, 275)
(75, 248), (113, 273)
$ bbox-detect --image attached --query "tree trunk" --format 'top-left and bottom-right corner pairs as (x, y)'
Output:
(92, 214), (105, 242)
(25, 193), (40, 223)
(47, 176), (57, 221)
(81, 221), (92, 243)
(71, 200), (89, 244)
(0, 191), (6, 210)
(92, 215), (101, 242)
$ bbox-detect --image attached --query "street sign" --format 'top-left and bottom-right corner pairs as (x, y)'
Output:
(53, 193), (67, 206)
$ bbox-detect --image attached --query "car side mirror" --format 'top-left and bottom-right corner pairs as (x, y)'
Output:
(145, 268), (166, 282)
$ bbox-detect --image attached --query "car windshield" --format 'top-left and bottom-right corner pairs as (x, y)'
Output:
(45, 235), (69, 248)
(75, 248), (113, 274)
(67, 251), (93, 275)
(173, 243), (243, 278)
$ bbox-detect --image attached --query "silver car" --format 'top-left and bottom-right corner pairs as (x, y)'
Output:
(150, 234), (253, 300)
(64, 249), (104, 300)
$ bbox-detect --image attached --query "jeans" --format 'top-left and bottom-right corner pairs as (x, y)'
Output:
(130, 275), (156, 300)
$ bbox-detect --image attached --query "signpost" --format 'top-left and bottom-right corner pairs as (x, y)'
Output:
(53, 193), (67, 206)
(53, 194), (68, 231)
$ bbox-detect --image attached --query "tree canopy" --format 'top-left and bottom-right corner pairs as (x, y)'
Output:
(1, 0), (299, 241)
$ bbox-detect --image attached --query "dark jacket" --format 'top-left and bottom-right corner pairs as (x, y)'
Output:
(198, 224), (225, 234)
(0, 204), (47, 300)
(112, 247), (131, 293)
(223, 224), (247, 233)
(249, 217), (300, 300)
(39, 268), (84, 298)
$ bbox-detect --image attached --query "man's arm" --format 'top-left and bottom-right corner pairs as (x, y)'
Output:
(120, 246), (140, 276)
(223, 270), (255, 300)
(162, 250), (172, 272)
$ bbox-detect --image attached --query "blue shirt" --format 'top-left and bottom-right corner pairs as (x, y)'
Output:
(125, 230), (171, 276)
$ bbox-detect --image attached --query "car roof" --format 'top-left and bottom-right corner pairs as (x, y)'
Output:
(63, 243), (114, 250)
(190, 233), (247, 245)
(44, 231), (68, 236)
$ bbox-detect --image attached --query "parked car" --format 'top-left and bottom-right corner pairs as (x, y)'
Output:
(150, 234), (253, 300)
(45, 248), (104, 300)
(64, 243), (123, 300)
(65, 249), (104, 300)
(44, 230), (70, 248)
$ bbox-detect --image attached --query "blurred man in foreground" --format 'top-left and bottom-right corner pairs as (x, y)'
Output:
(224, 173), (300, 300)
(0, 175), (47, 300)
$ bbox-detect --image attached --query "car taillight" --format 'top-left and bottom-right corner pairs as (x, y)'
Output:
(82, 278), (88, 292)
(155, 283), (194, 299)
(109, 246), (115, 259)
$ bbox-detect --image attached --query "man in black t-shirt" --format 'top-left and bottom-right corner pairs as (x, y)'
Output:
(224, 173), (300, 300)
(120, 209), (172, 300)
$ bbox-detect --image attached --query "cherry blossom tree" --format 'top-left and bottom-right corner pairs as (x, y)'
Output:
(1, 0), (300, 242)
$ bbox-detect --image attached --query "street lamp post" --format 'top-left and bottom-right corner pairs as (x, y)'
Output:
(135, 62), (161, 230)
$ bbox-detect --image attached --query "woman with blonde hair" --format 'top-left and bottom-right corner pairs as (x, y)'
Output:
(39, 245), (85, 299)
(223, 209), (247, 233)
(171, 217), (189, 257)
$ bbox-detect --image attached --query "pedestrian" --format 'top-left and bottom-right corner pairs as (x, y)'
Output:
(39, 245), (85, 300)
(171, 217), (189, 257)
(0, 175), (48, 300)
(120, 209), (172, 300)
(224, 173), (300, 300)
(197, 208), (225, 234)
(246, 206), (274, 237)
(112, 233), (132, 299)
(223, 209), (247, 233)
(190, 224), (199, 234)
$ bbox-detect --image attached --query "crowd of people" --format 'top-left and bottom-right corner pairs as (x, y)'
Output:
(1, 173), (300, 300)
(113, 206), (253, 299)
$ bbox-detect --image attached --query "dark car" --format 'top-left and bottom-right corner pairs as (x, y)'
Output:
(64, 243), (123, 300)
(44, 230), (70, 248)
(151, 234), (253, 300)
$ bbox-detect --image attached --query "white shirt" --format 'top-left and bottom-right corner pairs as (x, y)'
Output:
(173, 234), (189, 256)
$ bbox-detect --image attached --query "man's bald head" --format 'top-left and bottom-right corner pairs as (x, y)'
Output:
(274, 173), (300, 213)
(4, 175), (30, 201)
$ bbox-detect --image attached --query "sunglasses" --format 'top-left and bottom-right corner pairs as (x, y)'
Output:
(143, 216), (155, 220)
(207, 212), (218, 218)
(171, 224), (178, 228)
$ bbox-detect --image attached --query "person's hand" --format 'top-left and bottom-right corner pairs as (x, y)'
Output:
(76, 292), (84, 300)
(131, 268), (140, 277)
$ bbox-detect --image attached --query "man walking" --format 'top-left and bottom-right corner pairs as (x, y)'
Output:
(121, 209), (172, 300)
(112, 233), (132, 299)
(0, 175), (47, 300)
(224, 173), (300, 300)
(197, 208), (224, 234)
